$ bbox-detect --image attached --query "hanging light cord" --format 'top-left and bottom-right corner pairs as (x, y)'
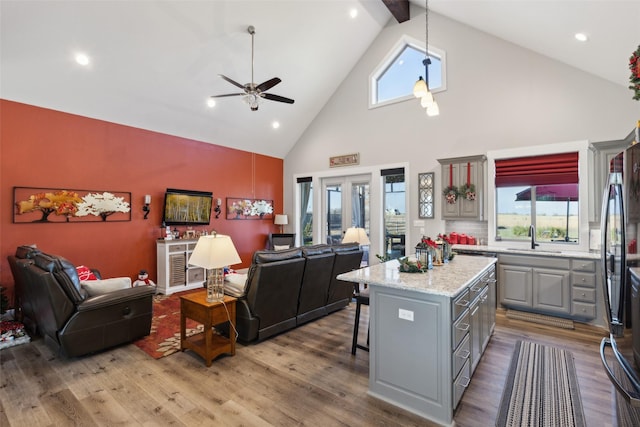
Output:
(423, 0), (431, 86)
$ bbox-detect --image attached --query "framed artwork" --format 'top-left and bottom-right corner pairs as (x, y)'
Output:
(226, 198), (274, 220)
(13, 187), (131, 223)
(418, 173), (435, 219)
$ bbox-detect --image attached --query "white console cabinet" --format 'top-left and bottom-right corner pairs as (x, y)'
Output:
(156, 239), (206, 295)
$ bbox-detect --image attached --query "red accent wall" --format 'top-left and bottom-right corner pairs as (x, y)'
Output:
(0, 100), (283, 302)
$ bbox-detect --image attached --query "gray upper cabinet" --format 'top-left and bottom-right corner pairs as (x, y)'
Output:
(437, 155), (486, 220)
(589, 130), (634, 223)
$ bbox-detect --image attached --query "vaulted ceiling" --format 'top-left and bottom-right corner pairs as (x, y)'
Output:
(1, 1), (638, 159)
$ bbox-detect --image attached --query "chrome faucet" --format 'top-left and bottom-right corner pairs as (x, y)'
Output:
(529, 225), (539, 249)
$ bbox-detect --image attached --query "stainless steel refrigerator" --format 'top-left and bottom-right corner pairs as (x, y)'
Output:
(600, 141), (640, 424)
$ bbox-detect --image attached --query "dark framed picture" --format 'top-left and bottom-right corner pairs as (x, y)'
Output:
(13, 187), (131, 223)
(226, 198), (274, 220)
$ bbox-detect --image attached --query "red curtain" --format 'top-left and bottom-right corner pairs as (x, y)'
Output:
(495, 152), (578, 187)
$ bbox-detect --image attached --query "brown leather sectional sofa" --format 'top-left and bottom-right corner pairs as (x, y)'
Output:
(8, 246), (155, 357)
(230, 243), (364, 342)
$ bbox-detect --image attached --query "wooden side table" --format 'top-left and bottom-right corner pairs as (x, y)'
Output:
(179, 292), (236, 366)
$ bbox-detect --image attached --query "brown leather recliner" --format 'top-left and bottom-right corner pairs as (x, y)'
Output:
(17, 252), (154, 357)
(7, 245), (43, 335)
(326, 243), (364, 313)
(297, 244), (336, 325)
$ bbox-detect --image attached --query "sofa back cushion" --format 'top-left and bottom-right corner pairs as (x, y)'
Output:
(252, 247), (303, 264)
(34, 253), (87, 303)
(15, 245), (41, 259)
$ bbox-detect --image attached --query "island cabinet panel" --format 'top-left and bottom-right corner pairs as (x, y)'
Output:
(498, 264), (532, 308)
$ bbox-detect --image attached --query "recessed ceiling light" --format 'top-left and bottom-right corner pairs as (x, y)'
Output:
(75, 52), (90, 66)
(272, 121), (280, 129)
(574, 33), (588, 42)
(206, 98), (216, 108)
(349, 8), (358, 19)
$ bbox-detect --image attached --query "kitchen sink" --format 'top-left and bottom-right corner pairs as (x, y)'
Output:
(506, 248), (562, 254)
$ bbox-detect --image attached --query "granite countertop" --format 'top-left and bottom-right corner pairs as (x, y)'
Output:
(452, 244), (600, 260)
(337, 255), (496, 298)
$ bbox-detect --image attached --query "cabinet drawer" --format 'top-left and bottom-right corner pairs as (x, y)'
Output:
(169, 244), (188, 253)
(453, 334), (471, 379)
(572, 260), (596, 272)
(452, 311), (470, 351)
(188, 267), (205, 283)
(572, 286), (596, 303)
(571, 272), (596, 288)
(453, 358), (471, 410)
(572, 302), (596, 319)
(469, 278), (487, 303)
(453, 288), (470, 321)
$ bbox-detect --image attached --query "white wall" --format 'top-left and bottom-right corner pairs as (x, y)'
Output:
(284, 8), (640, 255)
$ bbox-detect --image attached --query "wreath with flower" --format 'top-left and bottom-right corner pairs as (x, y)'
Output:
(630, 44), (640, 101)
(460, 183), (476, 201)
(442, 186), (459, 204)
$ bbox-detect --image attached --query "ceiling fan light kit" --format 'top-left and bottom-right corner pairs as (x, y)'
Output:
(211, 26), (294, 111)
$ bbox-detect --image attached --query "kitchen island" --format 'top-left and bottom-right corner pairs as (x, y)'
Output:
(338, 255), (497, 426)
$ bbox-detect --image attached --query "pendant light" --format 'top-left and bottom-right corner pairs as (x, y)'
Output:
(413, 0), (439, 116)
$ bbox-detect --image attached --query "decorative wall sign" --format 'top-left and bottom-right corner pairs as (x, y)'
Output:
(418, 172), (435, 219)
(329, 153), (359, 168)
(226, 198), (274, 220)
(13, 187), (131, 223)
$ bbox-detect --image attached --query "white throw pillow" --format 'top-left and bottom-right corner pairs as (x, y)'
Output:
(81, 277), (132, 296)
(274, 245), (290, 251)
(224, 273), (248, 297)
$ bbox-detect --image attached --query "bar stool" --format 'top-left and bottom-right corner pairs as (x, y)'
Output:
(351, 283), (370, 354)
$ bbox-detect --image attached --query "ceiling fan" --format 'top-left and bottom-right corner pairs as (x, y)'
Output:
(211, 25), (295, 111)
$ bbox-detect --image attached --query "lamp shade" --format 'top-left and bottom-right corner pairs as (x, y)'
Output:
(188, 234), (241, 269)
(413, 77), (428, 98)
(274, 214), (288, 226)
(342, 227), (370, 245)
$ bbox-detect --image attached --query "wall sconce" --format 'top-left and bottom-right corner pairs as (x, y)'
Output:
(143, 194), (151, 220)
(214, 198), (222, 219)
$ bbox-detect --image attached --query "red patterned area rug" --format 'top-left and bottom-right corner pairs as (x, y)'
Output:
(133, 289), (204, 359)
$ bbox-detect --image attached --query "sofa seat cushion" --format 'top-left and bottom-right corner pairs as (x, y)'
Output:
(81, 277), (132, 296)
(225, 273), (248, 297)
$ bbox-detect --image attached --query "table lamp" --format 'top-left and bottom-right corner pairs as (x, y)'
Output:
(274, 214), (288, 233)
(188, 233), (242, 302)
(342, 227), (370, 246)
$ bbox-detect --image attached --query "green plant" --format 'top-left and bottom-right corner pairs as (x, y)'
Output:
(376, 253), (392, 263)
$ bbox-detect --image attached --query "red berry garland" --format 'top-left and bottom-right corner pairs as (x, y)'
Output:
(630, 45), (640, 101)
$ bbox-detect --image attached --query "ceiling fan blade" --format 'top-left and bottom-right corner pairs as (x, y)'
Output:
(256, 77), (281, 92)
(219, 74), (246, 90)
(210, 93), (244, 98)
(262, 93), (295, 104)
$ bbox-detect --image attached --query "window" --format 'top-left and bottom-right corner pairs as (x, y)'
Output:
(382, 168), (406, 259)
(370, 36), (445, 108)
(298, 177), (313, 246)
(494, 152), (580, 244)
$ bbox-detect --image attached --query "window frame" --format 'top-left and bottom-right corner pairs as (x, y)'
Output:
(487, 141), (590, 253)
(369, 35), (447, 109)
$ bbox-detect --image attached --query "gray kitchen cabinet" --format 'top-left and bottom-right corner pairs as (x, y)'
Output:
(532, 268), (571, 314)
(498, 264), (532, 308)
(437, 155), (486, 220)
(498, 254), (604, 326)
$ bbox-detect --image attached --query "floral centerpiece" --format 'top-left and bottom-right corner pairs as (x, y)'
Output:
(398, 257), (428, 273)
(630, 44), (640, 101)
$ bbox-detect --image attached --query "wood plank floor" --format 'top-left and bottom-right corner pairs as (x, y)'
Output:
(0, 305), (619, 426)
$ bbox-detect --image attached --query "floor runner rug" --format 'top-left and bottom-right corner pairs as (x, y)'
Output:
(496, 340), (585, 427)
(133, 290), (204, 359)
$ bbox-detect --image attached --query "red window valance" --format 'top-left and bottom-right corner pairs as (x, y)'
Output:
(495, 152), (578, 187)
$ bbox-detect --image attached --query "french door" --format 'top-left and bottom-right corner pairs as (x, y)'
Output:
(322, 174), (371, 245)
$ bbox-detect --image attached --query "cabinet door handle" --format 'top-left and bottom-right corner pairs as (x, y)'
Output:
(458, 350), (470, 360)
(485, 278), (497, 283)
(456, 323), (470, 332)
(455, 299), (469, 308)
(459, 376), (471, 388)
(581, 292), (586, 297)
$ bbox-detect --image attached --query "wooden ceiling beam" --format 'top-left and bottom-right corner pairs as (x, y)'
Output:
(382, 0), (410, 23)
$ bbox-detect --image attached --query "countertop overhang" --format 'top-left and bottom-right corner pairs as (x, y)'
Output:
(337, 255), (496, 298)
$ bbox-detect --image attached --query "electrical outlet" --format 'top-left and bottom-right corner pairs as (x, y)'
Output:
(398, 308), (414, 322)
